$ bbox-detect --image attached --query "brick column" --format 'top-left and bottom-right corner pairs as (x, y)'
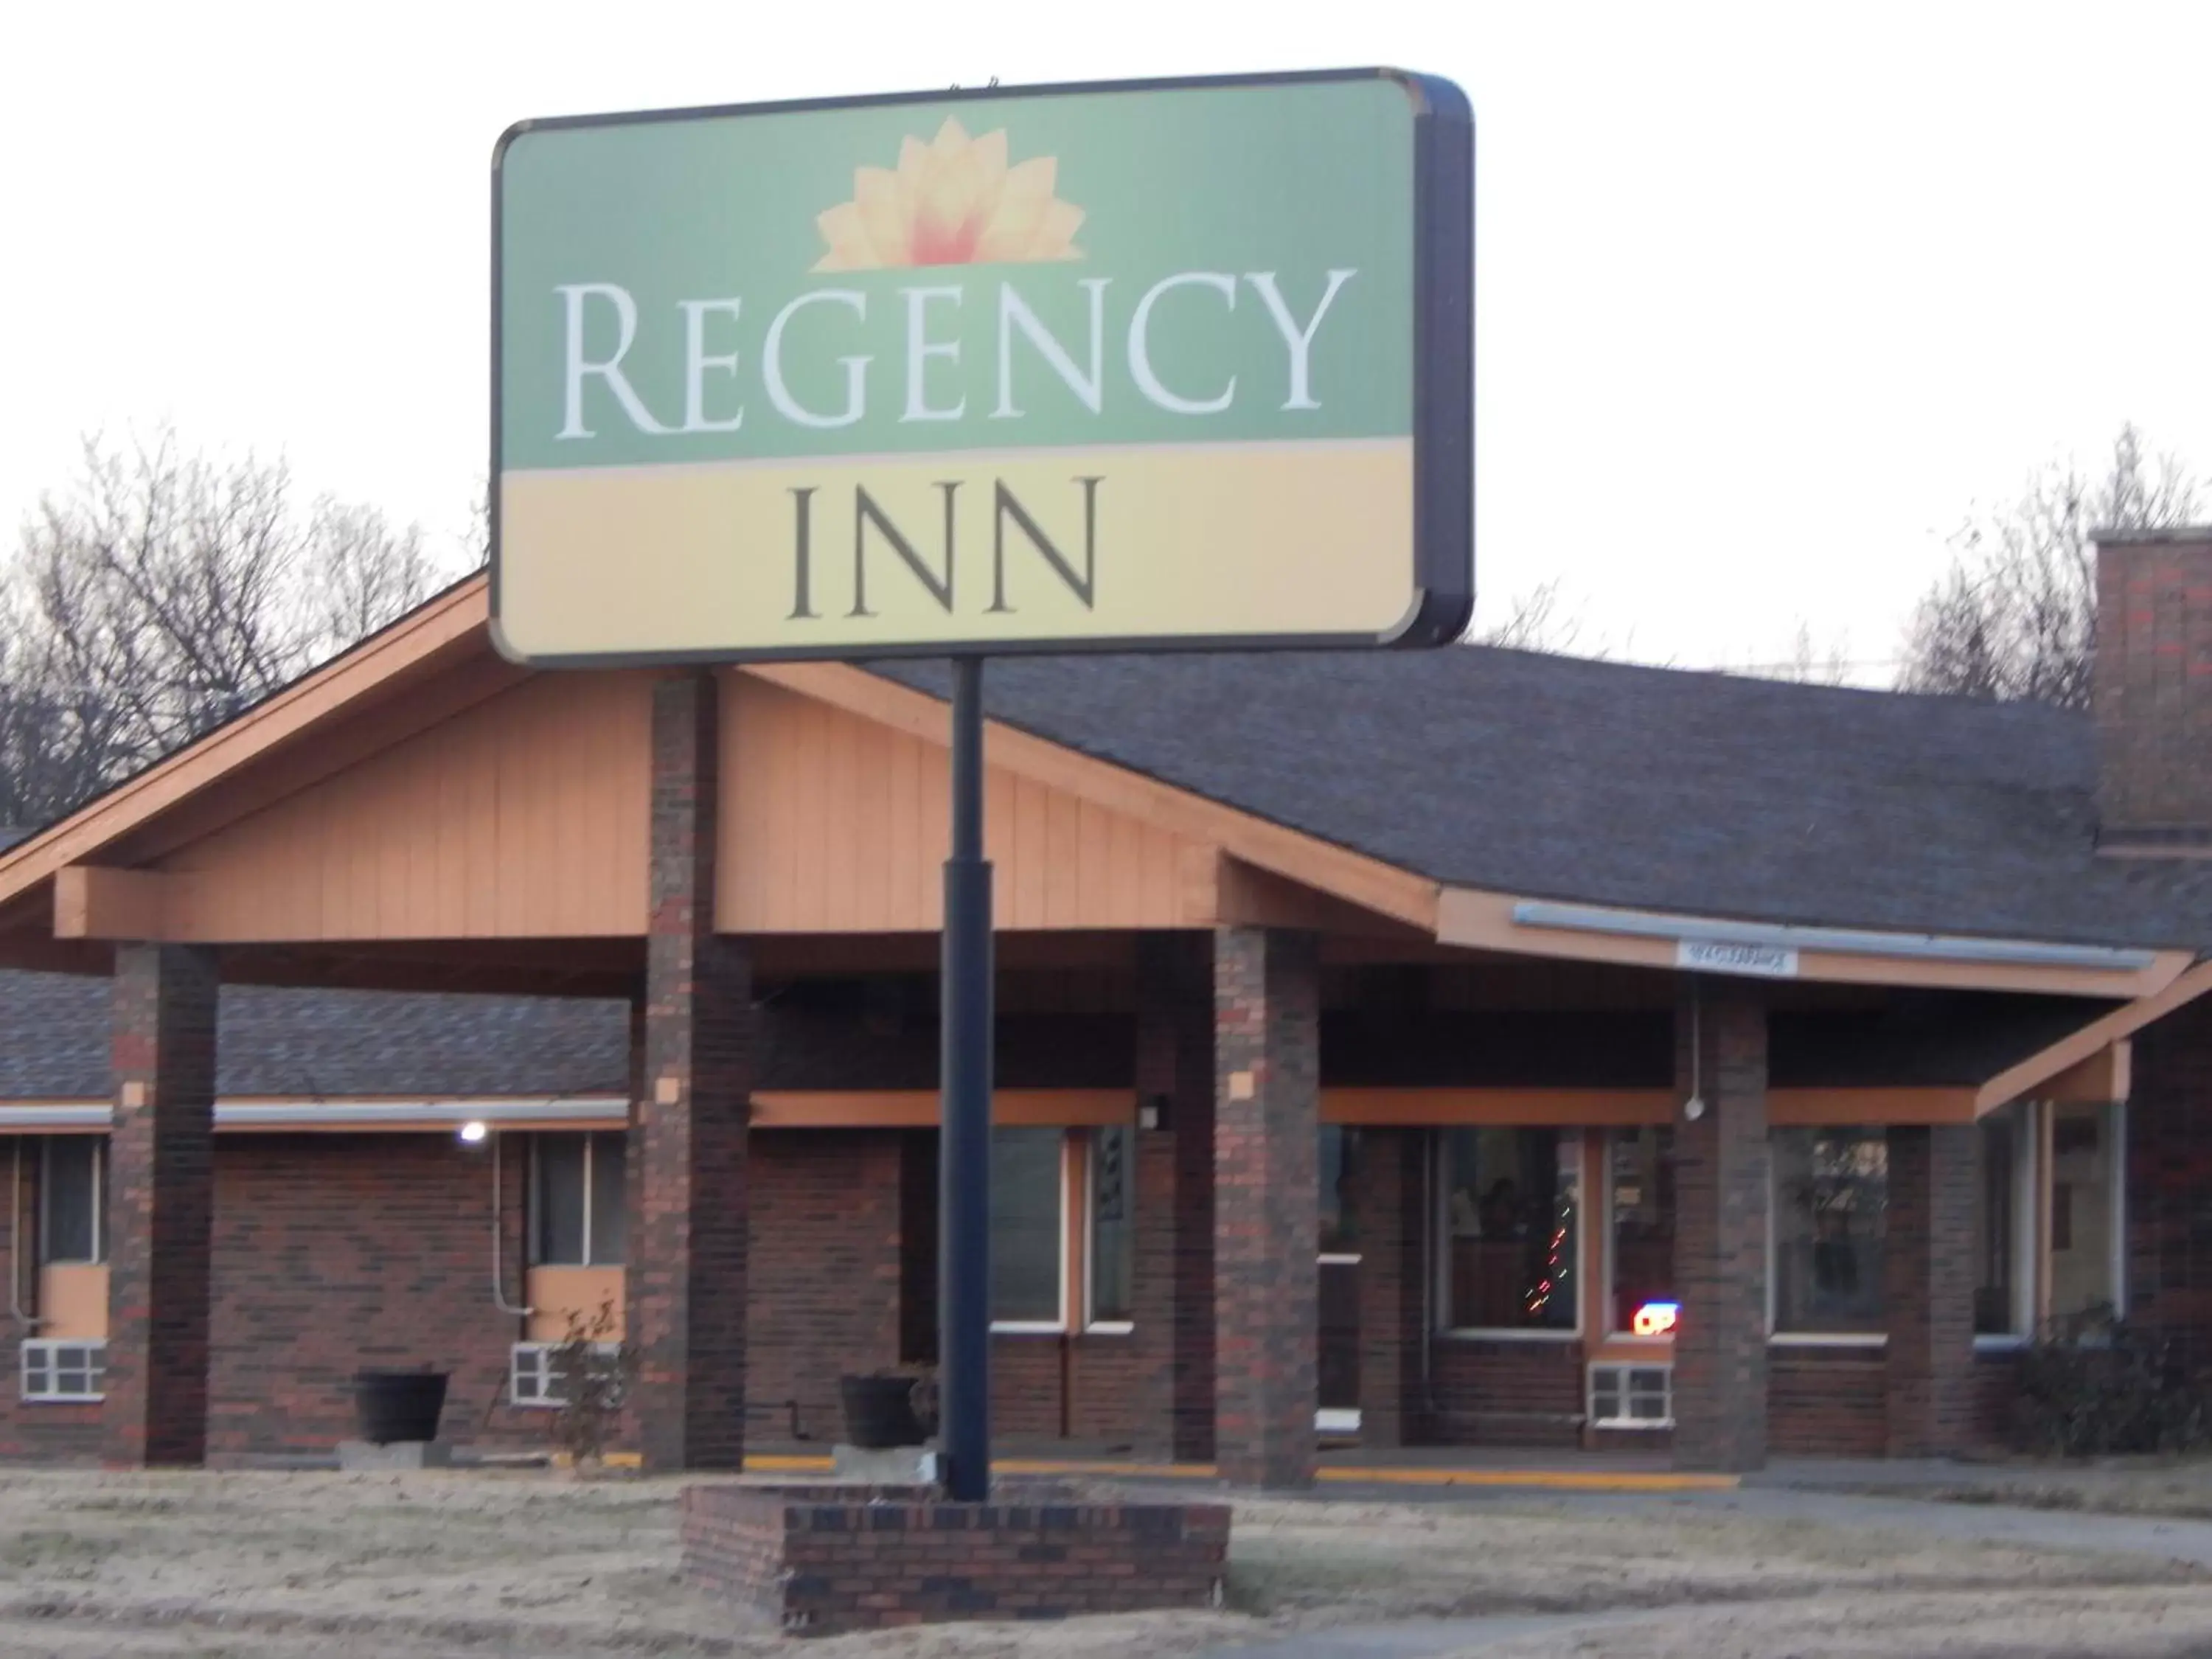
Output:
(1352, 1128), (1424, 1448)
(1213, 926), (1319, 1489)
(628, 672), (753, 1472)
(104, 943), (218, 1468)
(1672, 978), (1770, 1473)
(1885, 1123), (1976, 1456)
(1137, 932), (1216, 1464)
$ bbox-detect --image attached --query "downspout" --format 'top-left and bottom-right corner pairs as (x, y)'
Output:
(490, 1131), (534, 1319)
(9, 1138), (43, 1330)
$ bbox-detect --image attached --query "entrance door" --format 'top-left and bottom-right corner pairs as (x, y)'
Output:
(1317, 1126), (1361, 1436)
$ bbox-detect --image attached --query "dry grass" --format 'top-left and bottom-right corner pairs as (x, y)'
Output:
(0, 1470), (2205, 1657)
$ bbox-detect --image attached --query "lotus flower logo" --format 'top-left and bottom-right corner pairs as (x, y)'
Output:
(813, 117), (1085, 271)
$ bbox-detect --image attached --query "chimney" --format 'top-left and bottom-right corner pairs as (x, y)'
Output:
(2094, 526), (2212, 850)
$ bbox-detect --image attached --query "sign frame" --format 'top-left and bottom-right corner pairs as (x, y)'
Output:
(487, 66), (1473, 667)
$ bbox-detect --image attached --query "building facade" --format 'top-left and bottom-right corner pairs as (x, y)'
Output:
(4, 530), (2212, 1481)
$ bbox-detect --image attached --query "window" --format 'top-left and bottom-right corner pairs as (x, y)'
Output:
(990, 1127), (1064, 1326)
(531, 1133), (625, 1267)
(1608, 1127), (1675, 1335)
(1975, 1103), (2034, 1339)
(1319, 1125), (1357, 1255)
(1588, 1362), (1672, 1429)
(1437, 1129), (1579, 1333)
(2050, 1102), (2124, 1327)
(21, 1340), (105, 1402)
(1772, 1127), (1886, 1336)
(40, 1137), (104, 1266)
(1087, 1125), (1134, 1326)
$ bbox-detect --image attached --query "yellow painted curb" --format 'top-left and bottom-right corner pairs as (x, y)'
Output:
(549, 1450), (644, 1470)
(734, 1453), (1736, 1492)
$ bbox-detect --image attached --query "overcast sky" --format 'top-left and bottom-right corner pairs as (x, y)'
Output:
(5, 1), (2208, 678)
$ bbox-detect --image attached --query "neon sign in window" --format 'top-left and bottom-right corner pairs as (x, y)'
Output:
(1631, 1301), (1679, 1338)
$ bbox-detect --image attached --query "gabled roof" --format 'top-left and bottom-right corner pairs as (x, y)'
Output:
(874, 650), (2212, 952)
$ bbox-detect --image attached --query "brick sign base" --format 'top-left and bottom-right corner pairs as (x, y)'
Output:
(680, 1484), (1231, 1635)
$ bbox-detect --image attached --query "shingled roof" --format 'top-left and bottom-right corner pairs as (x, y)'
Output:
(0, 973), (628, 1101)
(874, 646), (2212, 951)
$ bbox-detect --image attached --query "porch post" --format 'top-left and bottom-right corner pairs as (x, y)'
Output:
(1672, 977), (1770, 1472)
(1136, 931), (1216, 1464)
(629, 670), (753, 1472)
(1213, 925), (1320, 1489)
(104, 942), (218, 1468)
(1884, 1123), (1976, 1455)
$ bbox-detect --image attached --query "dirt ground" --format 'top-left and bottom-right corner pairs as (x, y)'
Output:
(0, 1470), (2208, 1657)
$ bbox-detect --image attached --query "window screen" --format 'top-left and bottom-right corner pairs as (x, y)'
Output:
(1088, 1125), (1133, 1324)
(588, 1131), (627, 1265)
(990, 1127), (1062, 1324)
(41, 1138), (102, 1266)
(533, 1135), (589, 1266)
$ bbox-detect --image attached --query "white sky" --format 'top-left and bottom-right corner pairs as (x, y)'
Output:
(5, 0), (2209, 678)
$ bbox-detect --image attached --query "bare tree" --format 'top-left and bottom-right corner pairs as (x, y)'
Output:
(1899, 424), (2200, 708)
(0, 431), (459, 827)
(1756, 620), (1852, 686)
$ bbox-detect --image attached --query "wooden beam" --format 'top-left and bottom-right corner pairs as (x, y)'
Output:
(748, 1089), (1134, 1129)
(1324, 1086), (1978, 1127)
(1978, 960), (2212, 1113)
(52, 866), (169, 941)
(2039, 1041), (2131, 1106)
(1324, 1088), (1672, 1126)
(1768, 1087), (1978, 1126)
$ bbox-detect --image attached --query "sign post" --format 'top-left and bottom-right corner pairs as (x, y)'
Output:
(492, 69), (1472, 1501)
(939, 656), (992, 1498)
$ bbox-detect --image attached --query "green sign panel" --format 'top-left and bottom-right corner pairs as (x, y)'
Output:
(492, 70), (1471, 664)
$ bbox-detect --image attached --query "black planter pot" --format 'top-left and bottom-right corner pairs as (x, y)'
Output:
(352, 1369), (450, 1445)
(838, 1374), (927, 1449)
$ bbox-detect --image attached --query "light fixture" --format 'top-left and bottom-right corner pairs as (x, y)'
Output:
(457, 1120), (490, 1145)
(1632, 1301), (1680, 1338)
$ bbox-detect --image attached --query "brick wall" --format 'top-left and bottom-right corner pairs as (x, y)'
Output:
(747, 1130), (904, 1446)
(681, 1484), (1230, 1635)
(1672, 981), (1770, 1472)
(1212, 926), (1321, 1489)
(1885, 1124), (1976, 1455)
(1428, 1338), (1583, 1446)
(0, 1133), (552, 1464)
(2093, 530), (2212, 844)
(2127, 998), (2212, 1363)
(105, 943), (219, 1467)
(1769, 1349), (1887, 1456)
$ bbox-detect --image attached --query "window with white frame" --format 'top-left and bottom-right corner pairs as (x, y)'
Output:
(21, 1340), (105, 1402)
(1607, 1127), (1676, 1336)
(531, 1132), (626, 1267)
(990, 1127), (1065, 1328)
(1974, 1103), (2035, 1340)
(1436, 1128), (1580, 1335)
(1086, 1124), (1134, 1326)
(2050, 1102), (2124, 1329)
(509, 1340), (622, 1408)
(40, 1136), (105, 1266)
(1771, 1127), (1887, 1337)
